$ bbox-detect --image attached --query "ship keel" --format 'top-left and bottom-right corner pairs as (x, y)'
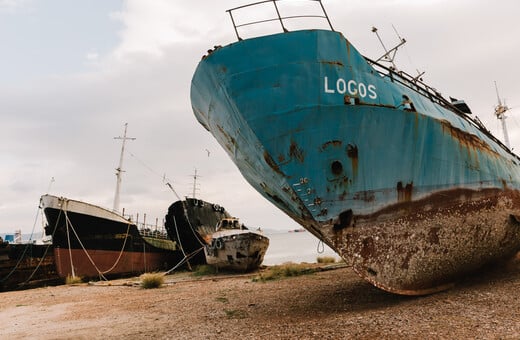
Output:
(320, 188), (520, 295)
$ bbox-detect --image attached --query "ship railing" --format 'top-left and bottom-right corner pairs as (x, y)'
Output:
(365, 56), (515, 156)
(138, 225), (169, 240)
(226, 0), (334, 41)
(124, 212), (170, 239)
(365, 56), (462, 113)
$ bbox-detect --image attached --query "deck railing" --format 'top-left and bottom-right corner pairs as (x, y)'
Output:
(227, 0), (333, 41)
(365, 56), (516, 156)
(123, 212), (169, 239)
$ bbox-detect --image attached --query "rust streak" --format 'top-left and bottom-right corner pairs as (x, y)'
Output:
(321, 140), (342, 151)
(440, 120), (500, 157)
(263, 151), (285, 176)
(397, 181), (413, 202)
(289, 140), (305, 163)
(216, 124), (236, 153)
(320, 60), (344, 67)
(347, 144), (358, 178)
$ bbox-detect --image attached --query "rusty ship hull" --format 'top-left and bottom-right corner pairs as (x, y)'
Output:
(204, 230), (269, 272)
(190, 2), (520, 294)
(41, 194), (181, 279)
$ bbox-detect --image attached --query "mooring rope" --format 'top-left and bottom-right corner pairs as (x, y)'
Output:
(182, 200), (210, 248)
(163, 247), (204, 275)
(63, 210), (131, 280)
(19, 207), (59, 286)
(64, 201), (76, 278)
(1, 203), (57, 284)
(317, 239), (325, 254)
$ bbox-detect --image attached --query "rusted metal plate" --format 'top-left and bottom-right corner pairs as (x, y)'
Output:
(316, 188), (520, 295)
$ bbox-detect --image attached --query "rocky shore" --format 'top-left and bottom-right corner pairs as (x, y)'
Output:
(1, 254), (519, 339)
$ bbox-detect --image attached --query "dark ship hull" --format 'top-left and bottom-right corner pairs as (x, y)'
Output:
(41, 194), (181, 279)
(164, 198), (230, 265)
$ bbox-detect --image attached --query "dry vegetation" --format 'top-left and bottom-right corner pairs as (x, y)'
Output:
(64, 275), (82, 285)
(139, 272), (165, 289)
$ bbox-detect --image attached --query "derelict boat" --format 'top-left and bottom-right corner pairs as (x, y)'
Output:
(190, 1), (520, 294)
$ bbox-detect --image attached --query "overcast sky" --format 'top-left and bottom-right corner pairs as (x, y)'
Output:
(1, 0), (519, 235)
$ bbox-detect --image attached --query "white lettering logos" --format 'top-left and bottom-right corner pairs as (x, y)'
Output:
(323, 76), (377, 99)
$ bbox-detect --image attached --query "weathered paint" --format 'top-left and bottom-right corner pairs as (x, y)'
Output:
(204, 231), (269, 272)
(191, 23), (520, 294)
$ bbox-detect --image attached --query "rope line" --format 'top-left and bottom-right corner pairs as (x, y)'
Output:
(317, 239), (324, 254)
(182, 200), (210, 248)
(1, 201), (56, 284)
(18, 210), (59, 286)
(163, 247), (204, 275)
(64, 209), (132, 280)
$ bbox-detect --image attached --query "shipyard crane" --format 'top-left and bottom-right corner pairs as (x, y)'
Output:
(494, 81), (511, 149)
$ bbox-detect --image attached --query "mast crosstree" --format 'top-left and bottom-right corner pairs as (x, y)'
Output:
(113, 123), (136, 212)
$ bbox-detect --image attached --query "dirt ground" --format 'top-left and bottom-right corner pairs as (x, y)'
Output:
(1, 254), (520, 340)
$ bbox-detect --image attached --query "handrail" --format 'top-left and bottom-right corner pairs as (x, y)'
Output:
(226, 0), (333, 41)
(365, 56), (517, 158)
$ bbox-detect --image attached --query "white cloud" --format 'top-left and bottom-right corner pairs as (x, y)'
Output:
(0, 0), (28, 10)
(109, 0), (241, 59)
(86, 51), (99, 61)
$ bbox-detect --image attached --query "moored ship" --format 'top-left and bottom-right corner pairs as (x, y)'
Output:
(40, 123), (181, 280)
(164, 197), (230, 266)
(41, 194), (180, 279)
(190, 1), (520, 294)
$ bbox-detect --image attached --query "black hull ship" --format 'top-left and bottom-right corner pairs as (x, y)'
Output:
(164, 198), (230, 265)
(41, 194), (181, 279)
(38, 124), (181, 280)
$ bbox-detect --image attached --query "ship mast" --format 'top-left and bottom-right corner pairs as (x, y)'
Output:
(494, 81), (511, 149)
(191, 169), (199, 199)
(113, 123), (136, 212)
(371, 26), (406, 71)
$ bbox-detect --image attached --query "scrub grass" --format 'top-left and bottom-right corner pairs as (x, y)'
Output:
(192, 264), (218, 276)
(140, 272), (165, 289)
(65, 275), (83, 285)
(252, 263), (317, 282)
(316, 256), (336, 264)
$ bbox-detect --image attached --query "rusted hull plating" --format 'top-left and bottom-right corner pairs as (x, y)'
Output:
(53, 247), (176, 278)
(191, 28), (520, 294)
(321, 189), (520, 294)
(204, 232), (269, 272)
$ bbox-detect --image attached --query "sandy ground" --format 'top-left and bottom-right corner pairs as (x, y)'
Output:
(1, 255), (520, 340)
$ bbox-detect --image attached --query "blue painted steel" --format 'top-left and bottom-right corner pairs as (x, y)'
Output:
(191, 29), (520, 226)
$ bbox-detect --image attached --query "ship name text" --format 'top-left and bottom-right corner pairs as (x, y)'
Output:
(323, 76), (377, 99)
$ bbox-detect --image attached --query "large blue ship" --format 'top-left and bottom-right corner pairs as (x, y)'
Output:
(190, 0), (520, 295)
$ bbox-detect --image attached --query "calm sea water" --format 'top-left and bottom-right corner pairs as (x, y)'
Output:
(262, 231), (340, 265)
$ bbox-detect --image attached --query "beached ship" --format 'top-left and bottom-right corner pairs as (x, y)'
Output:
(190, 0), (520, 294)
(41, 195), (180, 279)
(164, 198), (230, 266)
(40, 124), (181, 279)
(204, 217), (269, 271)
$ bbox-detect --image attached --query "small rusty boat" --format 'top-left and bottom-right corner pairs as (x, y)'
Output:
(204, 218), (269, 271)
